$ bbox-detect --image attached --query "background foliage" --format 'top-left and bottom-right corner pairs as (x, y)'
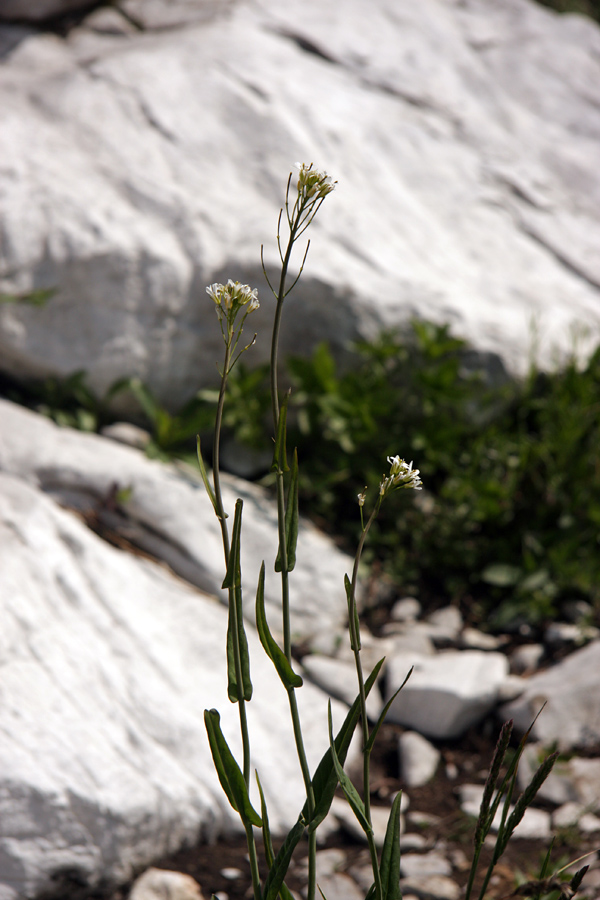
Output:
(3, 321), (599, 631)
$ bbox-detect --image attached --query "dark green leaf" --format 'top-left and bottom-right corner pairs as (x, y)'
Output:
(256, 563), (303, 690)
(222, 499), (243, 589)
(196, 436), (220, 517)
(272, 391), (290, 473)
(204, 709), (262, 827)
(366, 666), (412, 753)
(275, 449), (299, 572)
(263, 819), (305, 900)
(379, 791), (403, 900)
(327, 702), (371, 835)
(306, 658), (385, 831)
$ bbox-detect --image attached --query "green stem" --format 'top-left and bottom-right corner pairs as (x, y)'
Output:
(269, 199), (317, 900)
(212, 337), (261, 898)
(348, 504), (383, 900)
(245, 821), (262, 900)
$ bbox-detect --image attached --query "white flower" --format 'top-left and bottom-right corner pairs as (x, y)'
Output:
(357, 490), (367, 507)
(206, 280), (259, 321)
(295, 162), (336, 200)
(380, 455), (423, 495)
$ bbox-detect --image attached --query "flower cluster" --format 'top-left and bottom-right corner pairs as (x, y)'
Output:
(206, 280), (259, 323)
(379, 455), (423, 496)
(295, 162), (336, 201)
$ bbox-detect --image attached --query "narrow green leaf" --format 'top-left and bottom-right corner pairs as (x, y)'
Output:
(327, 702), (372, 836)
(204, 709), (262, 827)
(275, 448), (299, 572)
(226, 607), (238, 702)
(272, 391), (290, 473)
(255, 563), (303, 689)
(226, 585), (253, 703)
(475, 720), (512, 847)
(364, 885), (377, 900)
(257, 771), (275, 869)
(306, 658), (385, 831)
(344, 574), (361, 651)
(379, 791), (403, 900)
(196, 436), (221, 518)
(263, 818), (305, 900)
(366, 667), (412, 753)
(222, 499), (243, 589)
(204, 709), (238, 812)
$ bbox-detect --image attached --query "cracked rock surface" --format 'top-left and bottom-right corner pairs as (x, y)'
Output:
(1, 0), (600, 412)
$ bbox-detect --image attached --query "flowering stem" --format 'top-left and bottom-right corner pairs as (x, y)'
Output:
(212, 337), (261, 900)
(269, 191), (319, 900)
(348, 504), (384, 900)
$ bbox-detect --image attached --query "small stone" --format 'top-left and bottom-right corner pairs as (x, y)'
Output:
(128, 868), (205, 900)
(509, 643), (544, 675)
(423, 607), (463, 643)
(459, 627), (502, 650)
(330, 797), (404, 847)
(399, 731), (440, 787)
(458, 784), (551, 838)
(401, 833), (429, 851)
(314, 848), (346, 878)
(391, 597), (421, 622)
(545, 622), (599, 645)
(302, 654), (382, 720)
(496, 674), (526, 702)
(400, 874), (461, 900)
(388, 625), (436, 656)
(219, 868), (243, 881)
(385, 650), (509, 739)
(101, 421), (152, 450)
(401, 852), (452, 878)
(311, 872), (364, 900)
(406, 811), (442, 830)
(553, 802), (600, 833)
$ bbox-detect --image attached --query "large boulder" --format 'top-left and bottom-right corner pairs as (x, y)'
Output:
(0, 463), (351, 900)
(1, 0), (600, 411)
(500, 640), (600, 750)
(0, 398), (350, 646)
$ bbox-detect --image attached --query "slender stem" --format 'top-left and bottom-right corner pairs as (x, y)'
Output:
(269, 197), (318, 900)
(347, 503), (383, 900)
(245, 822), (262, 900)
(212, 337), (261, 897)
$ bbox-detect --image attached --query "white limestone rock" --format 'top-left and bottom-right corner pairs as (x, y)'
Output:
(385, 650), (509, 739)
(458, 785), (551, 839)
(500, 640), (600, 750)
(0, 398), (350, 647)
(301, 655), (382, 721)
(0, 471), (351, 900)
(1, 0), (600, 411)
(128, 868), (205, 900)
(398, 732), (440, 788)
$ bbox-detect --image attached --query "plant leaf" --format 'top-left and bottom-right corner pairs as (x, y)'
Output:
(379, 791), (403, 900)
(272, 391), (290, 473)
(196, 436), (220, 518)
(344, 574), (361, 652)
(226, 585), (253, 702)
(203, 709), (262, 827)
(263, 818), (305, 900)
(256, 562), (303, 690)
(366, 666), (412, 753)
(306, 658), (385, 831)
(275, 448), (299, 572)
(327, 702), (372, 836)
(222, 499), (243, 589)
